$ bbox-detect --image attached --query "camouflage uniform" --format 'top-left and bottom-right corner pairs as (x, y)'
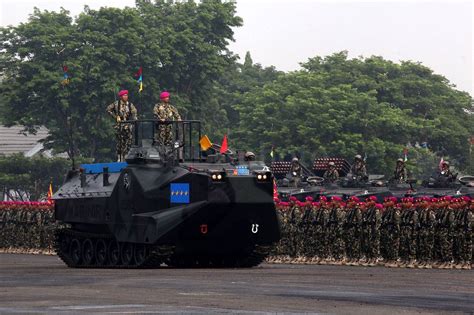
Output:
(361, 202), (382, 264)
(344, 203), (362, 264)
(393, 163), (408, 183)
(327, 202), (346, 262)
(106, 100), (138, 161)
(315, 202), (330, 262)
(399, 203), (418, 267)
(417, 202), (436, 267)
(299, 202), (315, 259)
(323, 168), (339, 182)
(153, 102), (181, 146)
(453, 201), (472, 268)
(438, 203), (455, 267)
(274, 204), (290, 257)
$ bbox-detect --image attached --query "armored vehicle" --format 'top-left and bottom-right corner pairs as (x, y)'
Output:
(54, 120), (280, 268)
(274, 158), (392, 202)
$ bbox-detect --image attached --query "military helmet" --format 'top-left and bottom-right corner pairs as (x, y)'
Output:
(244, 151), (256, 161)
(442, 161), (450, 166)
(397, 158), (404, 163)
(292, 157), (299, 162)
(328, 161), (335, 166)
(354, 154), (362, 160)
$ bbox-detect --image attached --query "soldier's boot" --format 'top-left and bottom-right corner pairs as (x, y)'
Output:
(454, 262), (463, 270)
(432, 261), (442, 269)
(376, 257), (384, 266)
(461, 262), (471, 270)
(425, 261), (432, 269)
(340, 256), (348, 265)
(406, 260), (415, 268)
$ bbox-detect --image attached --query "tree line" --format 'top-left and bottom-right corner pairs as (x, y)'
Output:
(1, 0), (473, 180)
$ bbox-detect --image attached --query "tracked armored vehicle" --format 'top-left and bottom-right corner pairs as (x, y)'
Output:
(54, 120), (280, 268)
(274, 158), (392, 202)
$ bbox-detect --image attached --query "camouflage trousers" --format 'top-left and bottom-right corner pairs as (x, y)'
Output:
(437, 228), (453, 262)
(418, 227), (434, 262)
(384, 227), (400, 261)
(399, 227), (417, 260)
(453, 228), (472, 263)
(314, 225), (328, 259)
(344, 226), (361, 260)
(155, 125), (174, 146)
(362, 225), (380, 259)
(327, 224), (345, 259)
(114, 125), (133, 161)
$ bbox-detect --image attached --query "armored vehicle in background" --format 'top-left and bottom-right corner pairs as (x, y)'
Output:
(274, 158), (393, 202)
(54, 120), (280, 268)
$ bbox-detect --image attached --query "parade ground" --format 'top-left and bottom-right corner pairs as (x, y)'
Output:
(0, 254), (473, 314)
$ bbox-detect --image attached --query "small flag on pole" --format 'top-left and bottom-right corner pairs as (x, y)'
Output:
(61, 65), (70, 85)
(47, 181), (53, 204)
(220, 135), (228, 154)
(135, 67), (143, 92)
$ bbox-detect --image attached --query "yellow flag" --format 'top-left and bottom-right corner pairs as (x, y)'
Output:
(199, 135), (212, 151)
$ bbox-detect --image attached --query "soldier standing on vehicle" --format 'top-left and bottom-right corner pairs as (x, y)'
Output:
(439, 161), (457, 183)
(323, 161), (339, 182)
(153, 91), (181, 146)
(289, 157), (302, 188)
(393, 158), (408, 183)
(106, 90), (138, 161)
(350, 155), (367, 180)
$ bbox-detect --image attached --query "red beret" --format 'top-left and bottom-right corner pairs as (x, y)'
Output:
(160, 91), (170, 99)
(118, 90), (128, 97)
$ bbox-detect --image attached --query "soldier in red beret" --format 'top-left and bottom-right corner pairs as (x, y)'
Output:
(153, 91), (181, 146)
(106, 90), (138, 161)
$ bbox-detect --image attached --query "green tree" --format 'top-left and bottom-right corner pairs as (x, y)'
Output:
(233, 52), (473, 176)
(0, 154), (69, 201)
(0, 1), (241, 162)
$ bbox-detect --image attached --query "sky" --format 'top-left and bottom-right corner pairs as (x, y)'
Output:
(1, 0), (473, 96)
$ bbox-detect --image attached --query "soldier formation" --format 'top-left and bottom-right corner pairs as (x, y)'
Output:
(272, 196), (473, 269)
(0, 203), (59, 254)
(107, 90), (181, 160)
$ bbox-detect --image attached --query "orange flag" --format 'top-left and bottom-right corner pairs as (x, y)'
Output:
(47, 182), (53, 204)
(220, 134), (228, 154)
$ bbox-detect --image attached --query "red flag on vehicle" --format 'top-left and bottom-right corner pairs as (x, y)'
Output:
(220, 135), (228, 154)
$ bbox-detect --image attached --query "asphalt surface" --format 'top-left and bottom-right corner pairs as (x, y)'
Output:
(0, 254), (473, 314)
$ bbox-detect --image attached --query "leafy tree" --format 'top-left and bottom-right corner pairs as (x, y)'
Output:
(0, 1), (241, 162)
(233, 52), (473, 176)
(0, 154), (70, 201)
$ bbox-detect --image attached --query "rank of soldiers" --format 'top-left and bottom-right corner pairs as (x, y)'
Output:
(271, 196), (473, 269)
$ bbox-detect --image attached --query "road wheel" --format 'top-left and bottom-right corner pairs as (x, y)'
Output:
(82, 239), (95, 265)
(70, 238), (82, 266)
(95, 239), (107, 266)
(134, 244), (147, 266)
(58, 233), (70, 254)
(121, 243), (134, 266)
(108, 241), (121, 266)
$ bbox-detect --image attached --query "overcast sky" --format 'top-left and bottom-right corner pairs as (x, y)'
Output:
(1, 0), (472, 95)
